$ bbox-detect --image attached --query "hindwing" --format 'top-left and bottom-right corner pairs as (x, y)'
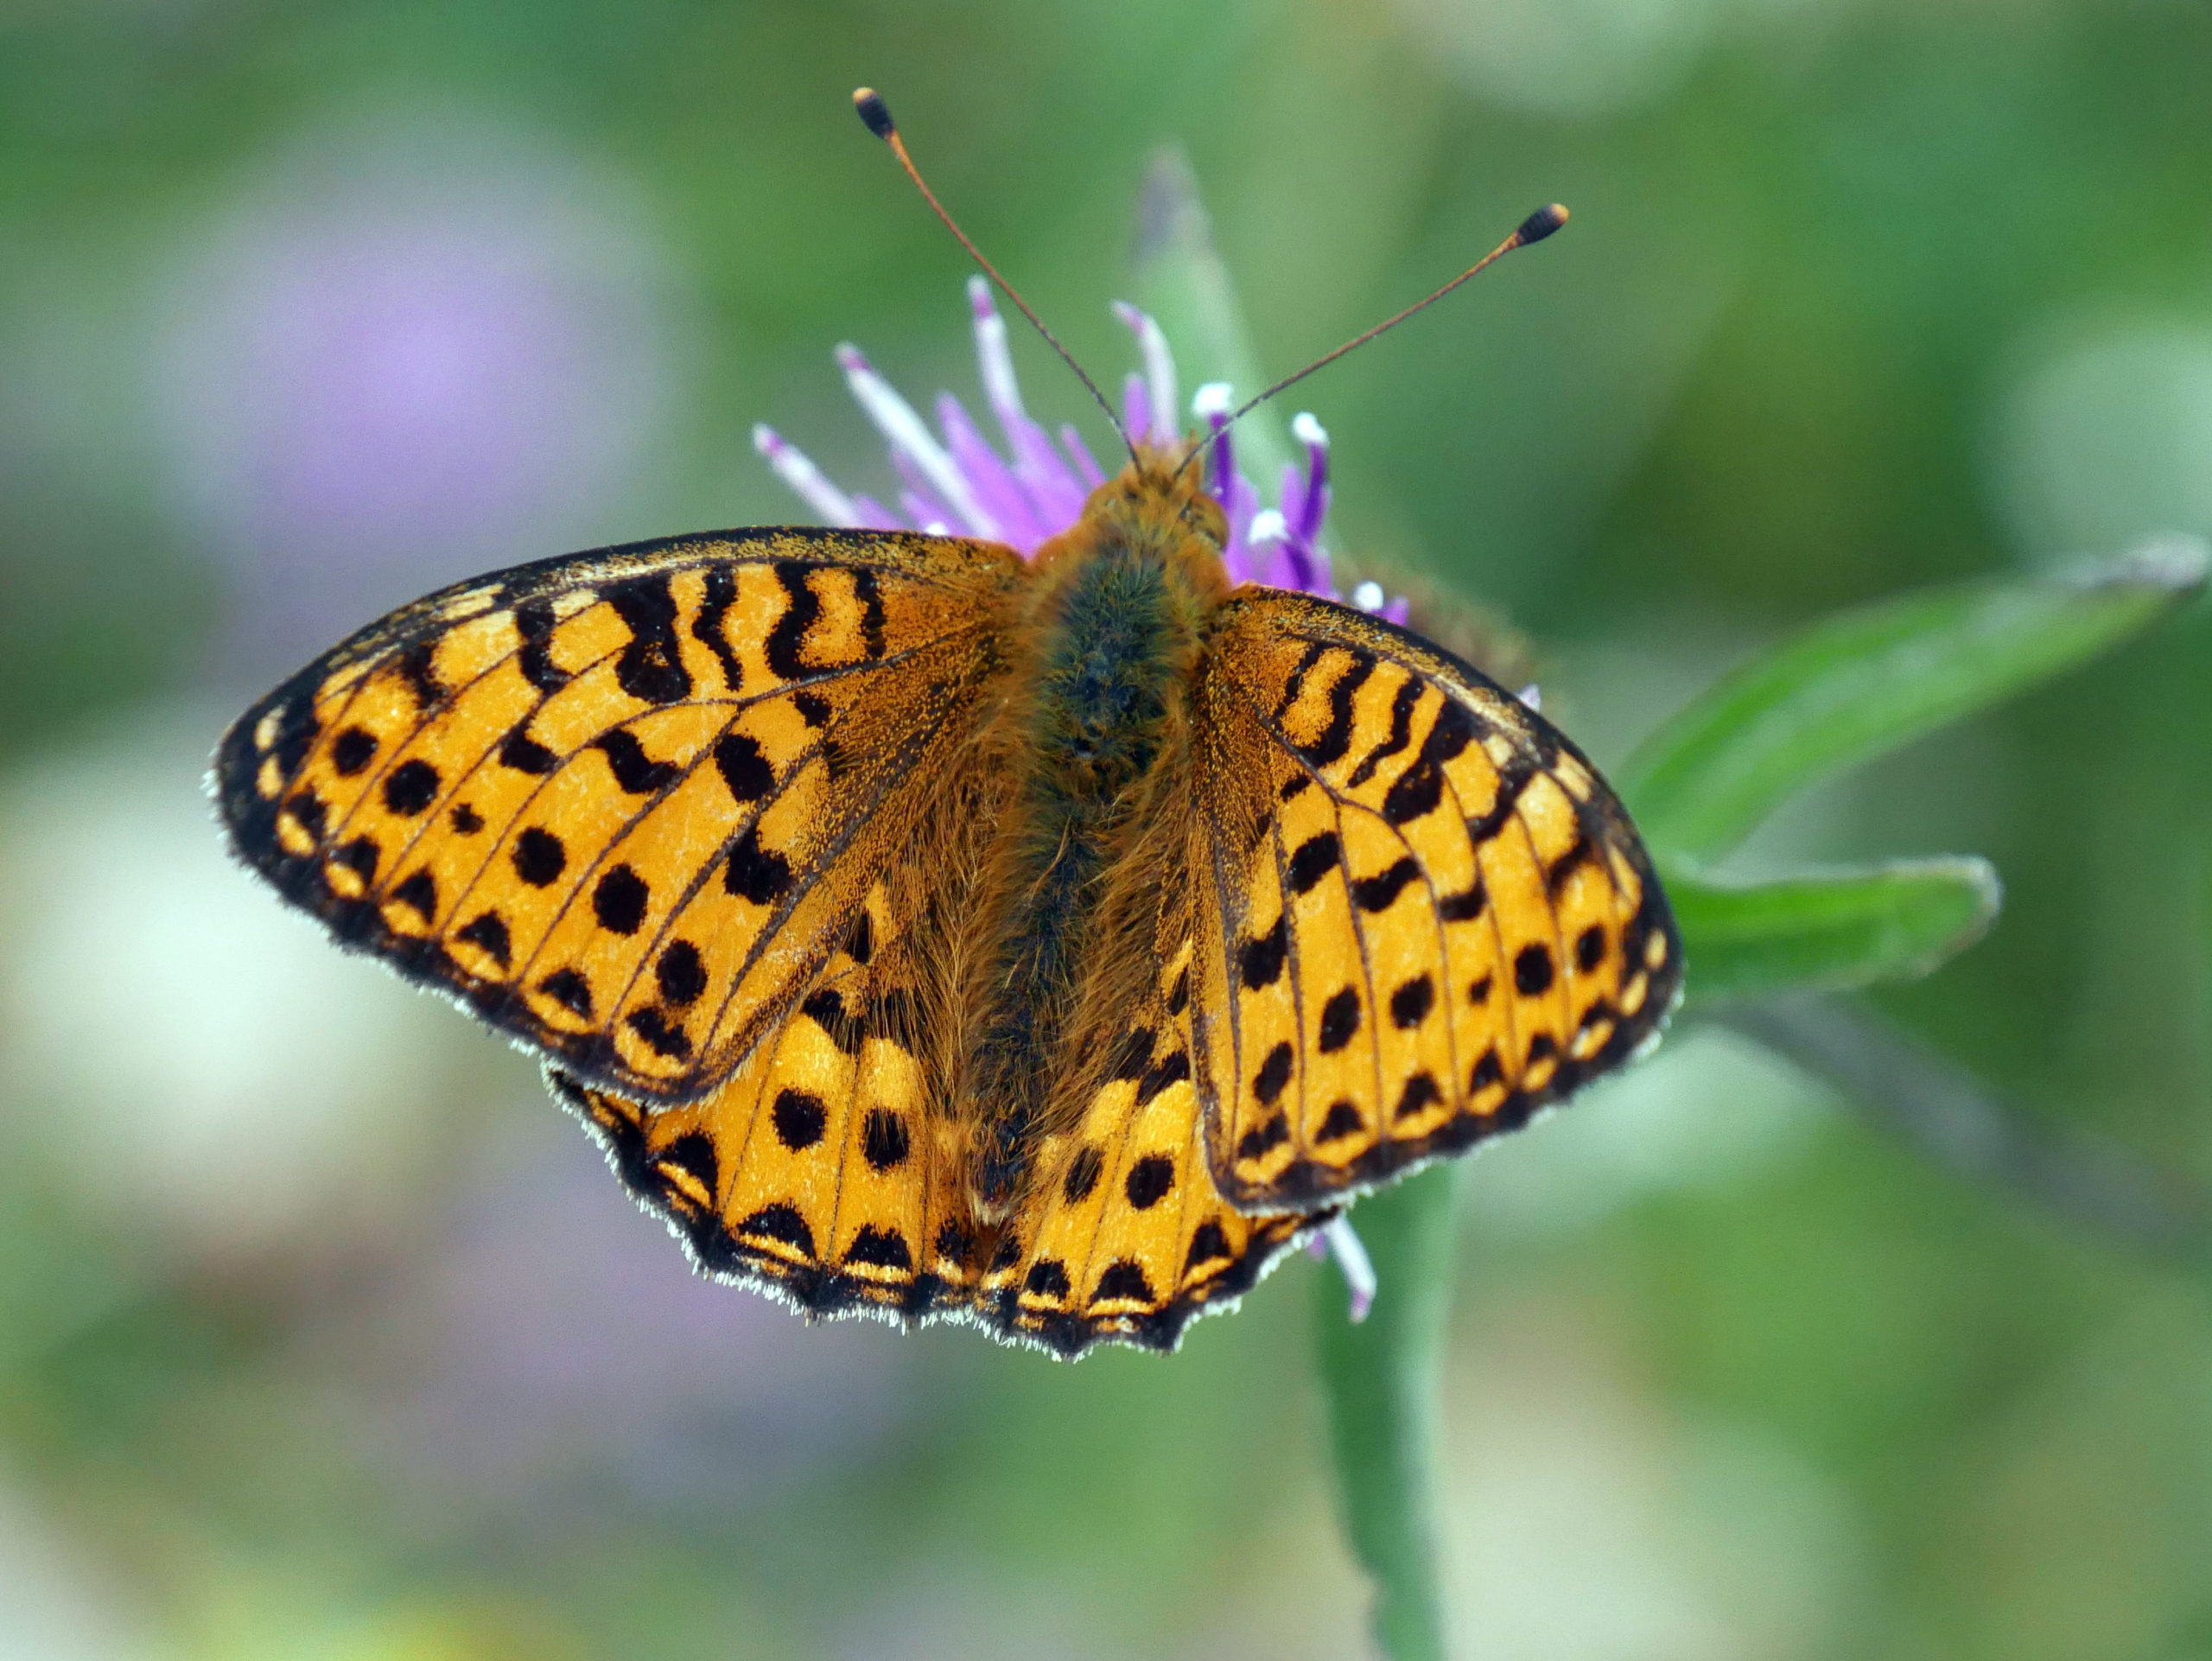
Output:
(551, 861), (980, 1322)
(985, 919), (1330, 1358)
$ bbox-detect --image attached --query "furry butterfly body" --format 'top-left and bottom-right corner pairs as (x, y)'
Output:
(217, 448), (1680, 1355)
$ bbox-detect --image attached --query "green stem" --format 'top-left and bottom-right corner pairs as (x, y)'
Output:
(1315, 1162), (1461, 1661)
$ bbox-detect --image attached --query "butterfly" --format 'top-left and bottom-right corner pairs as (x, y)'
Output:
(213, 437), (1681, 1357)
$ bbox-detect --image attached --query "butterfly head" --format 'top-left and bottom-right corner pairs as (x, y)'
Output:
(1077, 444), (1232, 556)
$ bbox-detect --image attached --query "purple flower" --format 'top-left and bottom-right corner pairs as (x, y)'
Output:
(754, 277), (1409, 623)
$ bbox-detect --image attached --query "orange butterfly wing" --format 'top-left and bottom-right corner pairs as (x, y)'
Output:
(984, 926), (1329, 1358)
(215, 528), (1019, 1105)
(1186, 589), (1681, 1211)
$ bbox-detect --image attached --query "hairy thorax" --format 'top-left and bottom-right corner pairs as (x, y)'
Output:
(960, 454), (1231, 1214)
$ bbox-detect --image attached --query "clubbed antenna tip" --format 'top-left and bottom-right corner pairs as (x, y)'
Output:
(1516, 202), (1569, 245)
(853, 87), (895, 139)
(848, 83), (1133, 461)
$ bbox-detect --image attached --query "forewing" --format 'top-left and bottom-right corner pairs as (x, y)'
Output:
(216, 527), (1017, 1102)
(1189, 589), (1681, 1211)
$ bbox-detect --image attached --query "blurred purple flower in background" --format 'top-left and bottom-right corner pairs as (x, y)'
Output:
(153, 114), (690, 673)
(755, 276), (1408, 622)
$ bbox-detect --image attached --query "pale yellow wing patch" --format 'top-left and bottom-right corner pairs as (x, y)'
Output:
(1188, 589), (1681, 1212)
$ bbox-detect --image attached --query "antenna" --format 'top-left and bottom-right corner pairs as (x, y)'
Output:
(1179, 204), (1568, 482)
(854, 87), (1134, 461)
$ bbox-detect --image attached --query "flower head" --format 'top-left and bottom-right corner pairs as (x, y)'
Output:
(754, 277), (1408, 622)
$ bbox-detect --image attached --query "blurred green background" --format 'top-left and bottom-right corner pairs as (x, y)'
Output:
(3, 2), (2209, 1657)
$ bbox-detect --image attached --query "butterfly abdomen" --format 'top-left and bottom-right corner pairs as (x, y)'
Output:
(965, 475), (1229, 1207)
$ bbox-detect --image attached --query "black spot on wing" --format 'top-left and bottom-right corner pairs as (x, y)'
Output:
(1467, 753), (1538, 843)
(802, 988), (864, 1055)
(1253, 1042), (1294, 1105)
(389, 869), (436, 920)
(1240, 913), (1288, 989)
(845, 1225), (912, 1271)
(1092, 1261), (1155, 1305)
(500, 724), (558, 775)
(1024, 1259), (1072, 1299)
(395, 640), (444, 710)
(861, 1110), (910, 1171)
(1380, 697), (1473, 825)
(331, 837), (378, 886)
(935, 1220), (976, 1268)
(1547, 830), (1597, 894)
(656, 1131), (719, 1207)
(456, 910), (512, 968)
(626, 1005), (692, 1060)
(1107, 1027), (1155, 1082)
(1318, 987), (1362, 1053)
(1272, 640), (1326, 722)
(1515, 943), (1554, 996)
(656, 939), (708, 1005)
(594, 864), (650, 934)
(854, 568), (887, 659)
(1138, 1050), (1191, 1105)
(594, 730), (679, 794)
(1317, 1101), (1364, 1142)
(538, 966), (593, 1017)
(724, 826), (792, 904)
(1389, 973), (1434, 1029)
(1186, 1220), (1231, 1270)
(714, 731), (775, 803)
(1064, 1145), (1104, 1203)
(1394, 1072), (1442, 1120)
(1125, 1155), (1176, 1209)
(1351, 857), (1421, 913)
(285, 789), (327, 840)
(737, 1203), (815, 1257)
(1440, 876), (1488, 921)
(512, 826), (566, 887)
(331, 727), (377, 776)
(1287, 831), (1341, 895)
(1236, 1112), (1290, 1162)
(772, 1089), (827, 1150)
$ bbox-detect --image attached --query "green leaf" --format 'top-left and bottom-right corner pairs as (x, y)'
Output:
(1316, 1165), (1459, 1661)
(1622, 537), (2208, 861)
(1670, 856), (2001, 1004)
(1128, 146), (1295, 486)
